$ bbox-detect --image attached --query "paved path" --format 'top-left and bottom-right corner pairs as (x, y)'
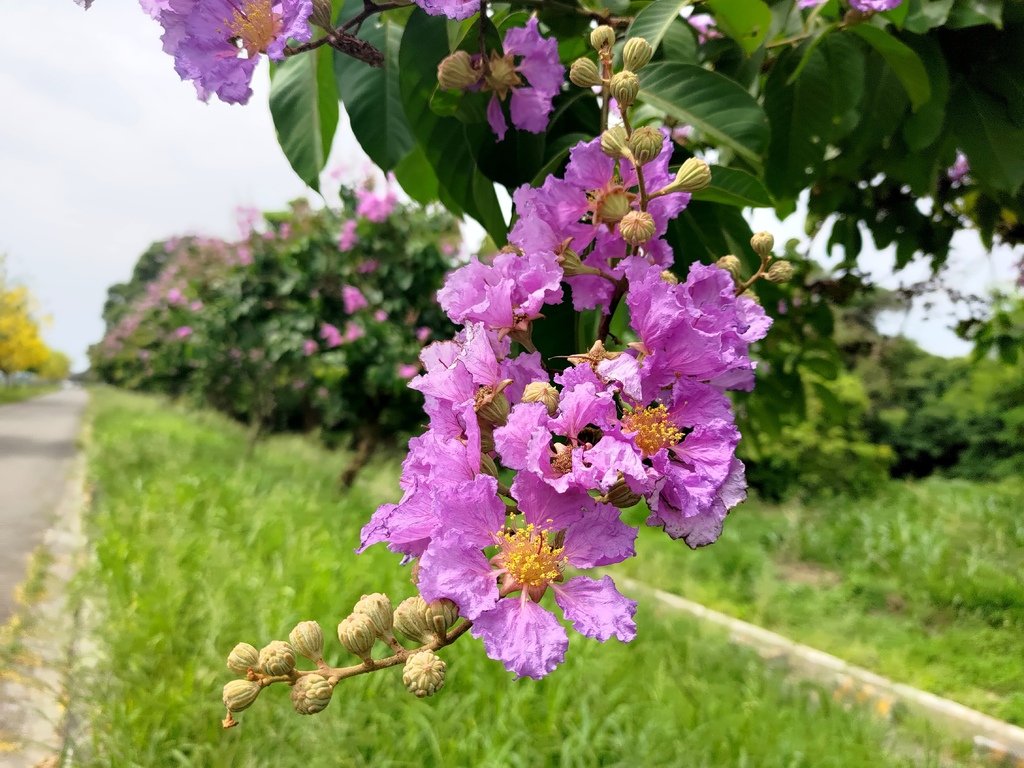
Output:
(0, 387), (87, 622)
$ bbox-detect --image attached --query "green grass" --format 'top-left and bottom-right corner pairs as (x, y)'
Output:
(72, 389), (960, 767)
(620, 477), (1024, 725)
(0, 383), (57, 405)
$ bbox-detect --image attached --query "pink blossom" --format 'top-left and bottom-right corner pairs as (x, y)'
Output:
(338, 220), (359, 252)
(303, 339), (318, 356)
(189, 300), (204, 312)
(416, 326), (432, 343)
(342, 285), (368, 314)
(374, 309), (389, 322)
(320, 323), (343, 349)
(237, 246), (254, 267)
(397, 363), (420, 379)
(342, 322), (365, 343)
(687, 13), (721, 44)
(173, 325), (193, 339)
(356, 258), (379, 274)
(166, 288), (184, 306)
(356, 184), (397, 222)
(235, 206), (261, 236)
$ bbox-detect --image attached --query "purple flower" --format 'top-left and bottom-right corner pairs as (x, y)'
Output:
(414, 0), (477, 20)
(356, 183), (397, 222)
(166, 288), (184, 305)
(416, 326), (432, 343)
(302, 339), (318, 356)
(947, 150), (970, 185)
(374, 309), (389, 322)
(173, 325), (193, 339)
(849, 0), (902, 10)
(342, 321), (365, 344)
(484, 19), (564, 141)
(356, 258), (379, 274)
(417, 472), (637, 678)
(397, 363), (419, 379)
(338, 220), (359, 252)
(342, 285), (368, 314)
(320, 323), (343, 348)
(141, 0), (314, 105)
(687, 13), (722, 44)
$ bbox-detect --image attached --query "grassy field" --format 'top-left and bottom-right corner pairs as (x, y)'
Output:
(620, 477), (1024, 725)
(0, 383), (57, 405)
(72, 389), (964, 767)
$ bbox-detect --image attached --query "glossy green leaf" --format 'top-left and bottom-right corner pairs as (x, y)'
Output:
(902, 0), (954, 33)
(705, 0), (773, 54)
(393, 145), (439, 204)
(848, 24), (931, 111)
(335, 19), (414, 170)
(269, 45), (339, 192)
(949, 81), (1024, 194)
(627, 0), (693, 51)
(692, 165), (773, 207)
(947, 0), (1003, 28)
(900, 36), (949, 151)
(638, 62), (769, 166)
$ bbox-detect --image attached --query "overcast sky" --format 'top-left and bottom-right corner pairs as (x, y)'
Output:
(1, 1), (1020, 371)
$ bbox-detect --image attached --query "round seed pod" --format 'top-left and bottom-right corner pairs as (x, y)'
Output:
(619, 210), (656, 246)
(623, 37), (654, 72)
(750, 231), (775, 259)
(338, 613), (377, 661)
(609, 71), (640, 108)
(522, 382), (559, 416)
(590, 25), (616, 52)
(289, 621), (325, 662)
(222, 679), (260, 712)
(226, 642), (259, 676)
(258, 641), (296, 677)
(765, 260), (794, 283)
(628, 126), (663, 166)
(291, 674), (333, 715)
(403, 650), (447, 698)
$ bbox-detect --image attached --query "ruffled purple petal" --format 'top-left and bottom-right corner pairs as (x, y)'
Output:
(562, 503), (637, 567)
(553, 575), (637, 642)
(487, 95), (508, 141)
(418, 533), (499, 619)
(512, 471), (591, 531)
(471, 598), (568, 678)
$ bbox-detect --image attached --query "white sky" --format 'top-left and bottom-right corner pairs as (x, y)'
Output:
(0, 1), (1020, 370)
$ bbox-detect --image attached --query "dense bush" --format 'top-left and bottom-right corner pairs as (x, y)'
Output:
(91, 185), (459, 459)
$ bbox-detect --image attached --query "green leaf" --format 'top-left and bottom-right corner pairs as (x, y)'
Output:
(902, 0), (954, 33)
(399, 10), (507, 243)
(661, 18), (699, 62)
(900, 36), (949, 151)
(627, 0), (693, 51)
(848, 24), (931, 111)
(638, 62), (769, 166)
(785, 22), (839, 85)
(335, 19), (414, 171)
(949, 81), (1024, 194)
(692, 165), (773, 207)
(269, 46), (339, 192)
(705, 0), (773, 54)
(947, 0), (1003, 28)
(665, 200), (757, 273)
(393, 145), (439, 204)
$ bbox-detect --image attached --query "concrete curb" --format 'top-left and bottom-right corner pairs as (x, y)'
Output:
(622, 577), (1024, 763)
(0, 455), (88, 768)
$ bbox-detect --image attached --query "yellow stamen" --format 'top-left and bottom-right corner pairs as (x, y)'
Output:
(622, 404), (683, 457)
(227, 0), (284, 57)
(496, 524), (564, 588)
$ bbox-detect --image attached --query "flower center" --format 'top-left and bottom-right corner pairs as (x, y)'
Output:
(622, 404), (683, 457)
(227, 0), (284, 57)
(551, 444), (573, 475)
(484, 53), (522, 99)
(587, 186), (636, 227)
(496, 524), (564, 588)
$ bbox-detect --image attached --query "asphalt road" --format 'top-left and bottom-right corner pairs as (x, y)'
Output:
(0, 387), (87, 622)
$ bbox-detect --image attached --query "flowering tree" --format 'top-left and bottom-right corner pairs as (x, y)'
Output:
(0, 257), (60, 381)
(75, 0), (1022, 725)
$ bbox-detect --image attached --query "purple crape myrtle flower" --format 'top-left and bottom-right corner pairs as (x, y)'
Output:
(437, 247), (563, 340)
(686, 13), (722, 44)
(342, 284), (368, 314)
(355, 183), (398, 222)
(849, 0), (902, 10)
(417, 471), (638, 678)
(140, 0), (314, 105)
(337, 220), (358, 252)
(797, 0), (827, 7)
(510, 132), (689, 311)
(173, 325), (193, 339)
(483, 18), (564, 141)
(414, 0), (477, 21)
(947, 151), (970, 185)
(320, 322), (343, 348)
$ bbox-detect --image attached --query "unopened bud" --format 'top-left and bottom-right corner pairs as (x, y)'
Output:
(480, 452), (499, 477)
(569, 58), (602, 88)
(522, 381), (559, 416)
(623, 37), (654, 71)
(394, 596), (435, 644)
(353, 593), (394, 637)
(594, 190), (634, 225)
(403, 649), (447, 698)
(310, 0), (334, 29)
(590, 25), (616, 52)
(289, 621), (324, 662)
(609, 70), (640, 107)
(437, 50), (480, 91)
(424, 599), (459, 638)
(660, 270), (679, 285)
(475, 388), (510, 426)
(338, 613), (377, 661)
(619, 210), (656, 246)
(716, 254), (743, 282)
(602, 477), (642, 508)
(557, 245), (599, 277)
(765, 260), (794, 283)
(600, 126), (630, 159)
(628, 126), (662, 166)
(660, 157), (711, 195)
(480, 425), (495, 454)
(750, 231), (775, 259)
(222, 679), (260, 712)
(258, 640), (296, 676)
(226, 642), (259, 675)
(291, 673), (333, 715)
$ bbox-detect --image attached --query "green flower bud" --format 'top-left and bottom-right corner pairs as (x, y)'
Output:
(658, 157), (711, 195)
(474, 386), (510, 427)
(628, 126), (662, 166)
(522, 381), (559, 416)
(393, 596), (435, 644)
(623, 37), (653, 72)
(291, 674), (333, 715)
(258, 641), (296, 677)
(750, 231), (775, 259)
(590, 25), (616, 52)
(226, 642), (259, 676)
(600, 126), (630, 159)
(601, 477), (642, 508)
(619, 210), (656, 246)
(479, 452), (499, 478)
(594, 189), (634, 225)
(338, 613), (377, 661)
(424, 599), (459, 638)
(289, 621), (324, 662)
(403, 650), (447, 698)
(609, 70), (640, 108)
(765, 260), (794, 283)
(716, 254), (743, 282)
(222, 679), (261, 712)
(437, 50), (481, 91)
(569, 58), (602, 88)
(353, 593), (394, 637)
